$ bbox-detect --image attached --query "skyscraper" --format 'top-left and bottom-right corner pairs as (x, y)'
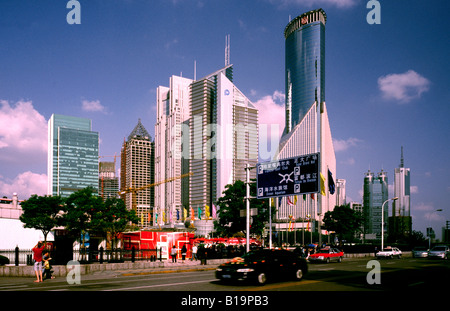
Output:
(284, 9), (326, 134)
(155, 75), (192, 227)
(389, 147), (412, 241)
(99, 161), (119, 200)
(47, 114), (99, 198)
(189, 65), (258, 234)
(120, 119), (155, 228)
(274, 9), (336, 238)
(363, 169), (388, 240)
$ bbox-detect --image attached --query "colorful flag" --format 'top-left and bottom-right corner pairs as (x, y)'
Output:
(328, 169), (336, 195)
(212, 204), (217, 218)
(320, 172), (326, 196)
(191, 207), (195, 221)
(184, 207), (187, 220)
(176, 209), (180, 220)
(287, 197), (294, 206)
(205, 205), (210, 219)
(294, 195), (298, 204)
(198, 207), (202, 220)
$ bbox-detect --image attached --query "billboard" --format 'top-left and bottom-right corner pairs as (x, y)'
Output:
(256, 153), (319, 199)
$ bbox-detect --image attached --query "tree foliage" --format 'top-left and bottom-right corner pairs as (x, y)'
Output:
(20, 194), (64, 242)
(214, 179), (275, 237)
(322, 204), (363, 242)
(19, 187), (139, 248)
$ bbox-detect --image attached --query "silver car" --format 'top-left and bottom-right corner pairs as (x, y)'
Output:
(428, 245), (450, 259)
(412, 246), (428, 258)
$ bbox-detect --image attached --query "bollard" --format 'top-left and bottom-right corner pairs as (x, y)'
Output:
(15, 246), (19, 266)
(131, 246), (135, 263)
(99, 246), (104, 264)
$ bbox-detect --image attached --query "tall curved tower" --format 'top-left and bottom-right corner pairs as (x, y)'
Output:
(284, 9), (326, 134)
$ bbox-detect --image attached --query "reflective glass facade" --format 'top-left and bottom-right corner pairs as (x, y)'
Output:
(48, 114), (99, 197)
(284, 9), (326, 133)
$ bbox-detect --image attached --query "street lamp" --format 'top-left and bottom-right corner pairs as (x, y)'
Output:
(381, 197), (398, 250)
(428, 209), (443, 249)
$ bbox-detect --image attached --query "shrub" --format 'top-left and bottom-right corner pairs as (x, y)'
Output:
(0, 255), (10, 265)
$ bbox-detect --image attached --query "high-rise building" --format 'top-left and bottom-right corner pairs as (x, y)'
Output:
(188, 65), (258, 235)
(389, 147), (412, 241)
(155, 75), (192, 227)
(284, 9), (326, 134)
(99, 161), (119, 200)
(120, 119), (155, 228)
(47, 114), (99, 197)
(363, 169), (388, 240)
(274, 9), (336, 237)
(336, 179), (346, 207)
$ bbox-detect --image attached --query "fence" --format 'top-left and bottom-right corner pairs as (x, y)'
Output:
(0, 248), (33, 266)
(0, 247), (163, 266)
(1, 244), (249, 266)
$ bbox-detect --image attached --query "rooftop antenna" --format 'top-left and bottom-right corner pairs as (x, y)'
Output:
(194, 60), (197, 81)
(400, 146), (404, 168)
(225, 34), (230, 66)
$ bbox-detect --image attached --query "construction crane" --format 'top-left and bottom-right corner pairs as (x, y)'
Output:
(118, 172), (193, 211)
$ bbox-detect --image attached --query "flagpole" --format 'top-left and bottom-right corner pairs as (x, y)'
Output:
(269, 198), (272, 249)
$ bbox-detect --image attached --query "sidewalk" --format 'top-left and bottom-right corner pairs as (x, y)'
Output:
(0, 258), (228, 280)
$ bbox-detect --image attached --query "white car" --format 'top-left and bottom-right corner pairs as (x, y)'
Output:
(376, 247), (402, 259)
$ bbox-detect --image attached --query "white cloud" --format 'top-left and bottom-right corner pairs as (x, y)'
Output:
(253, 91), (285, 161)
(333, 137), (362, 152)
(378, 70), (430, 103)
(271, 0), (357, 9)
(82, 99), (106, 113)
(0, 171), (47, 199)
(0, 100), (47, 155)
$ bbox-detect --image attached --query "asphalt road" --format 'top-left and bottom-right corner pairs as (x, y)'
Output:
(1, 257), (448, 292)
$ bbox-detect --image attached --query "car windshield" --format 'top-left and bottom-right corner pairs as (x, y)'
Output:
(318, 249), (330, 253)
(382, 248), (392, 252)
(414, 247), (427, 251)
(431, 247), (446, 251)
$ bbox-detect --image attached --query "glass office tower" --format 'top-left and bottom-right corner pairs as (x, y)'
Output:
(48, 114), (99, 197)
(284, 9), (326, 134)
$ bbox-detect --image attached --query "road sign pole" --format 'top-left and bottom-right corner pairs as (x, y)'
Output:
(246, 164), (250, 253)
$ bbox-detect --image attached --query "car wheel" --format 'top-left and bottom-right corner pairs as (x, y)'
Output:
(256, 272), (267, 285)
(326, 257), (330, 263)
(338, 257), (342, 263)
(294, 268), (304, 281)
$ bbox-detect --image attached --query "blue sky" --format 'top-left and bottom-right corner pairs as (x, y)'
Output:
(1, 0), (449, 240)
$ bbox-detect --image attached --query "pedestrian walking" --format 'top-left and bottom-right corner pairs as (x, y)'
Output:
(32, 241), (46, 283)
(42, 251), (55, 280)
(181, 244), (187, 262)
(191, 244), (198, 261)
(170, 245), (177, 263)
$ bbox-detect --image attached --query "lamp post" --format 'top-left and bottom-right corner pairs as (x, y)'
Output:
(428, 209), (443, 249)
(381, 197), (398, 250)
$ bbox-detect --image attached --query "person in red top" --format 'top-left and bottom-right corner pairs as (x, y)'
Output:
(32, 241), (46, 283)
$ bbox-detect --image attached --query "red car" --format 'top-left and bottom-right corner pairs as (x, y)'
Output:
(309, 247), (344, 263)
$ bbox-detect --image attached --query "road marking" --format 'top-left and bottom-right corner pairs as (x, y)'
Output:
(102, 279), (216, 291)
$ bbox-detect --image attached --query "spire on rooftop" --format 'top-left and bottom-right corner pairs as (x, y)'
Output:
(128, 118), (151, 141)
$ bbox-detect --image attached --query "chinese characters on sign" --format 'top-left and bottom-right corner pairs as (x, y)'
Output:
(256, 153), (320, 199)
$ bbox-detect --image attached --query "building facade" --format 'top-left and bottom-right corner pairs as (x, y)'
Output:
(155, 75), (192, 227)
(389, 147), (412, 241)
(120, 119), (155, 228)
(47, 114), (99, 198)
(99, 161), (119, 200)
(189, 65), (258, 234)
(273, 9), (336, 239)
(363, 169), (388, 240)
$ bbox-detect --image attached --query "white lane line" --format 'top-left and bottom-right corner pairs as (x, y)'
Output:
(102, 279), (216, 291)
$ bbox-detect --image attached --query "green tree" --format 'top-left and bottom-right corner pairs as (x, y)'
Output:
(323, 204), (363, 243)
(214, 179), (275, 237)
(62, 187), (104, 255)
(91, 197), (139, 249)
(20, 194), (64, 242)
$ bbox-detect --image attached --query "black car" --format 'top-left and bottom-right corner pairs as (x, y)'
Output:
(215, 249), (308, 285)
